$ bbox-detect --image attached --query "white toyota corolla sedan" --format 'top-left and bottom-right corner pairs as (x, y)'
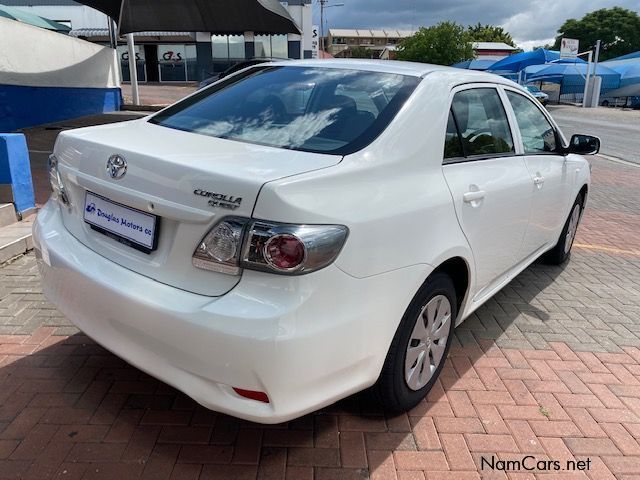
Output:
(34, 60), (598, 423)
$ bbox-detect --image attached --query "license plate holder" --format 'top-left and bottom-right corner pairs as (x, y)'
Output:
(83, 191), (159, 254)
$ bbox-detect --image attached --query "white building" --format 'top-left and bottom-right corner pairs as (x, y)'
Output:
(4, 0), (315, 83)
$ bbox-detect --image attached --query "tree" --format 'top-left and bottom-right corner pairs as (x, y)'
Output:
(553, 7), (640, 61)
(466, 23), (516, 47)
(533, 43), (554, 51)
(346, 46), (375, 59)
(396, 22), (475, 65)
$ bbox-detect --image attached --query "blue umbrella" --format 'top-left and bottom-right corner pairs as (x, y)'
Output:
(607, 51), (640, 62)
(489, 49), (585, 73)
(524, 63), (620, 94)
(452, 59), (497, 71)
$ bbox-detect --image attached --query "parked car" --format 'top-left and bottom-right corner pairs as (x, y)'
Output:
(34, 60), (597, 423)
(198, 58), (288, 89)
(525, 85), (549, 105)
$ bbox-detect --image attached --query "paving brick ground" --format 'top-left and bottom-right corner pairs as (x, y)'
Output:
(0, 155), (639, 479)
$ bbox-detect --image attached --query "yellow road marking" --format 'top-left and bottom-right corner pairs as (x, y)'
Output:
(573, 243), (640, 256)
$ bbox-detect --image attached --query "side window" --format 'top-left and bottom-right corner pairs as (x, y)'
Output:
(444, 110), (464, 159)
(451, 88), (514, 157)
(506, 91), (557, 154)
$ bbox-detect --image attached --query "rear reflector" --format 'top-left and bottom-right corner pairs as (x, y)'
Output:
(233, 388), (270, 403)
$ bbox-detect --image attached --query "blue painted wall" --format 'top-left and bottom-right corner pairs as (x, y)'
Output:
(0, 85), (122, 132)
(0, 134), (35, 214)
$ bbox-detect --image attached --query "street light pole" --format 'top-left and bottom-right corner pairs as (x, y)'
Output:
(319, 0), (344, 54)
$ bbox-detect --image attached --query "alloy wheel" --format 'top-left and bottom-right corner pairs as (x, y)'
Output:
(404, 295), (452, 391)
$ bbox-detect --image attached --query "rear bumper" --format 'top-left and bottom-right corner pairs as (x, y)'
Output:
(33, 200), (432, 423)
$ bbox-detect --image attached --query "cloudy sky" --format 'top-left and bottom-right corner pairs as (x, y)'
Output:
(313, 0), (638, 50)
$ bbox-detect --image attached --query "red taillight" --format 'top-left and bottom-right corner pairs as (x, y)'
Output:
(193, 217), (348, 276)
(264, 234), (306, 271)
(233, 388), (270, 403)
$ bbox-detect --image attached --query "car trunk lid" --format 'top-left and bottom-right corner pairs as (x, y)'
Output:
(54, 119), (341, 296)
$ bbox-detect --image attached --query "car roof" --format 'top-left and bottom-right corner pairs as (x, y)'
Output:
(267, 59), (516, 87)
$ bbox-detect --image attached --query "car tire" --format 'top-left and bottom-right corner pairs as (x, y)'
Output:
(602, 100), (610, 107)
(374, 273), (456, 412)
(543, 194), (583, 265)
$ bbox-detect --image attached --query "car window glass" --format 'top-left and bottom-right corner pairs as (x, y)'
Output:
(451, 88), (514, 156)
(335, 84), (380, 116)
(506, 91), (557, 154)
(150, 66), (420, 155)
(444, 110), (464, 159)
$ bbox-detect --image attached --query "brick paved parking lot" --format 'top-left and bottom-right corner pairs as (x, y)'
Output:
(0, 155), (639, 479)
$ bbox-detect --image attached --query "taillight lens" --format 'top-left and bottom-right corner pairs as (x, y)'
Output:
(48, 155), (69, 205)
(192, 218), (246, 274)
(193, 218), (348, 276)
(264, 234), (306, 271)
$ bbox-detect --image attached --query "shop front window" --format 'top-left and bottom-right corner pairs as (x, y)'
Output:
(271, 35), (288, 58)
(117, 45), (146, 83)
(212, 35), (246, 73)
(254, 35), (288, 59)
(158, 45), (198, 82)
(186, 45), (198, 82)
(254, 35), (271, 58)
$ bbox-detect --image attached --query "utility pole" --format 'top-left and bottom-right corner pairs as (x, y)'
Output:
(319, 0), (344, 54)
(320, 0), (325, 53)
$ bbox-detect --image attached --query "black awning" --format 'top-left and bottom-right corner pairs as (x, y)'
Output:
(78, 0), (301, 35)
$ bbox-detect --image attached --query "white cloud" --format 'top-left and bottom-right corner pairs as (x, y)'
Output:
(316, 0), (638, 47)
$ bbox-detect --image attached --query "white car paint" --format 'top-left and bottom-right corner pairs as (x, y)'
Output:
(33, 60), (591, 423)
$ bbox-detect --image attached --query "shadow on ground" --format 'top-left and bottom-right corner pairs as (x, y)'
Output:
(0, 259), (565, 479)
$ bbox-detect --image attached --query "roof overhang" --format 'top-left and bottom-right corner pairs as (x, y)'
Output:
(76, 0), (301, 35)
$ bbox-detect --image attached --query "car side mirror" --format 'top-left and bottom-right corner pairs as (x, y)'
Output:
(566, 134), (600, 155)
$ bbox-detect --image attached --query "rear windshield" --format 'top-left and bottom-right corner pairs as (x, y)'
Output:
(149, 66), (420, 155)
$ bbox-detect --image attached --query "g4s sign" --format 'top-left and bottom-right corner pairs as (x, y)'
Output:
(162, 51), (184, 62)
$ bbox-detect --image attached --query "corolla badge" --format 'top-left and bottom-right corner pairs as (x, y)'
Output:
(194, 189), (243, 210)
(107, 155), (127, 180)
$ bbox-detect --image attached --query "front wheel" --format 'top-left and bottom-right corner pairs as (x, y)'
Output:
(374, 273), (456, 411)
(543, 195), (583, 265)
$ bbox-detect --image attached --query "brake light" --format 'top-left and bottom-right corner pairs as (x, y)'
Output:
(264, 234), (306, 271)
(192, 218), (348, 276)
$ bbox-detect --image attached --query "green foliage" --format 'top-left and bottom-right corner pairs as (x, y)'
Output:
(396, 22), (475, 65)
(466, 23), (517, 47)
(347, 46), (375, 59)
(553, 7), (640, 61)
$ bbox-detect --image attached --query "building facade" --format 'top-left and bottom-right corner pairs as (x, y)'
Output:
(326, 29), (416, 58)
(472, 42), (518, 61)
(4, 0), (315, 83)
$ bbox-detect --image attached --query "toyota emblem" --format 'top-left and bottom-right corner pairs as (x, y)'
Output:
(107, 155), (127, 180)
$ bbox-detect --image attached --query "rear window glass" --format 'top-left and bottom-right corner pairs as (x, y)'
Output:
(149, 66), (420, 155)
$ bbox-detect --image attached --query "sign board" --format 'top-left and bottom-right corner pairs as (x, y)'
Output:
(560, 38), (579, 59)
(158, 45), (185, 64)
(311, 25), (319, 59)
(117, 45), (144, 64)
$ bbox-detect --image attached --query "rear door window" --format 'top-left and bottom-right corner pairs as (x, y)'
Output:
(450, 88), (514, 157)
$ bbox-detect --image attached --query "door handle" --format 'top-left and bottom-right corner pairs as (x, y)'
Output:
(463, 191), (486, 203)
(533, 175), (545, 186)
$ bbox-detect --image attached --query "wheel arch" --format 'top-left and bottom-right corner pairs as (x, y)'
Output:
(430, 256), (471, 322)
(578, 184), (589, 206)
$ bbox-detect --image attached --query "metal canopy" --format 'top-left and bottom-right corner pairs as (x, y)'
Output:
(78, 0), (301, 35)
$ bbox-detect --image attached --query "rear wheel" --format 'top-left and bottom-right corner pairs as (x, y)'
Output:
(375, 273), (456, 411)
(543, 195), (583, 265)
